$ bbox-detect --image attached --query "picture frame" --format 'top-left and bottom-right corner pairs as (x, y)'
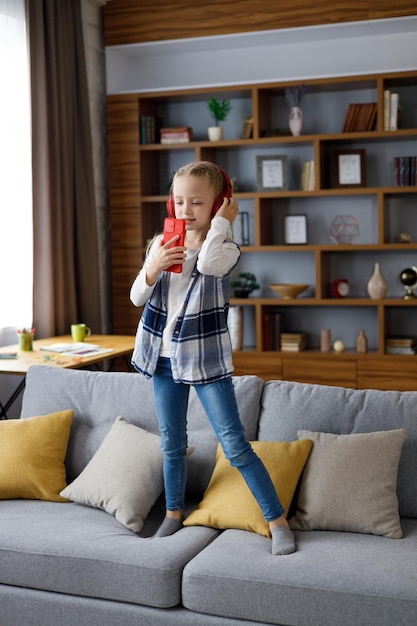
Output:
(257, 155), (288, 191)
(333, 149), (367, 188)
(284, 214), (308, 245)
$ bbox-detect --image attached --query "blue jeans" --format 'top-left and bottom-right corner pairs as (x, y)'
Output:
(152, 358), (284, 522)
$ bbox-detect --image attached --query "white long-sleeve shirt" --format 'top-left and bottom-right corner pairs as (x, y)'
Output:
(130, 216), (240, 357)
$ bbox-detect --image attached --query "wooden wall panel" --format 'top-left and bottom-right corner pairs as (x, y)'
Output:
(106, 95), (143, 334)
(104, 0), (416, 46)
(369, 1), (417, 20)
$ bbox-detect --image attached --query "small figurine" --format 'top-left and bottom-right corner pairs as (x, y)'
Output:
(356, 330), (368, 353)
(333, 340), (346, 353)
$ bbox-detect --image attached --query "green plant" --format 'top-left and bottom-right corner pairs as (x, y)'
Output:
(285, 84), (307, 109)
(231, 272), (260, 294)
(207, 98), (232, 126)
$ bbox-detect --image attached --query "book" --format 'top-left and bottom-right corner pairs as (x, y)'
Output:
(386, 346), (417, 355)
(386, 336), (417, 347)
(385, 335), (417, 354)
(383, 89), (391, 130)
(389, 93), (400, 130)
(342, 102), (377, 132)
(160, 136), (191, 144)
(160, 126), (193, 144)
(140, 115), (162, 144)
(240, 116), (254, 139)
(262, 311), (282, 350)
(393, 156), (417, 186)
(280, 332), (307, 352)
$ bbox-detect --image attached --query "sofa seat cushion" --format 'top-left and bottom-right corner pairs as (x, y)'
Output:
(0, 500), (217, 609)
(182, 519), (417, 626)
(258, 380), (417, 518)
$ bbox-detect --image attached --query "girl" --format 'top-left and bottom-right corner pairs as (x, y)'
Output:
(130, 161), (295, 555)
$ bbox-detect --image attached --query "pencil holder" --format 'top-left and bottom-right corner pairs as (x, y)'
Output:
(18, 328), (35, 351)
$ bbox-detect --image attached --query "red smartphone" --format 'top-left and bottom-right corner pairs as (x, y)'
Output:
(163, 217), (186, 273)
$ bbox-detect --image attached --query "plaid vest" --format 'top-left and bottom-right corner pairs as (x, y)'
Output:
(132, 264), (234, 384)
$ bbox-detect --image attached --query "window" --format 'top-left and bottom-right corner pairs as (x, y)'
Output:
(0, 0), (32, 332)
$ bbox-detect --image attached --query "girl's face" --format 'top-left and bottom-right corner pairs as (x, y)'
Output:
(172, 174), (217, 235)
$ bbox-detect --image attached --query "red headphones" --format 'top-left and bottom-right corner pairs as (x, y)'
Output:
(166, 163), (232, 218)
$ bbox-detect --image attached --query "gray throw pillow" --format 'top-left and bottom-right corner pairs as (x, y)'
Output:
(61, 416), (163, 532)
(290, 429), (406, 538)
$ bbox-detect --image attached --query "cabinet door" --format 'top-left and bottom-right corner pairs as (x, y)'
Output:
(283, 357), (356, 388)
(357, 359), (417, 391)
(232, 352), (282, 381)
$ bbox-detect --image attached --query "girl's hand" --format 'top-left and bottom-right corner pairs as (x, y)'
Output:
(145, 236), (186, 285)
(216, 196), (239, 224)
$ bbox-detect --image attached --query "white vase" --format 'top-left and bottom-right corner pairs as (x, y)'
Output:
(289, 106), (303, 136)
(367, 262), (388, 299)
(228, 306), (243, 351)
(208, 126), (223, 141)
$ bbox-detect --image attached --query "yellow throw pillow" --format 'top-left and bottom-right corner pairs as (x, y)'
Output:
(184, 439), (312, 537)
(0, 410), (74, 502)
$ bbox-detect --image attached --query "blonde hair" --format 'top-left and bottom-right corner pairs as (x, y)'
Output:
(170, 161), (226, 197)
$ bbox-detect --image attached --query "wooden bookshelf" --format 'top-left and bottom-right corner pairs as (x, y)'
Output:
(106, 70), (417, 390)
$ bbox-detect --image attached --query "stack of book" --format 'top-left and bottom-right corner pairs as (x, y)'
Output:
(140, 115), (162, 144)
(342, 102), (377, 132)
(383, 90), (401, 131)
(385, 336), (417, 355)
(160, 126), (193, 144)
(300, 160), (315, 191)
(393, 156), (417, 186)
(280, 332), (307, 352)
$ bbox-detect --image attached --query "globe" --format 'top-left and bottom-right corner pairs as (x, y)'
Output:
(400, 267), (417, 299)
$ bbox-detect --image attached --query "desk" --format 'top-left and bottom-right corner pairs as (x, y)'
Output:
(0, 334), (135, 419)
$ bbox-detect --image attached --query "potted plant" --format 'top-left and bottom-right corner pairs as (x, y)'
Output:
(231, 272), (260, 298)
(207, 98), (232, 141)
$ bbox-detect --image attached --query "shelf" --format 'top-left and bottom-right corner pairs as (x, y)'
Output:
(107, 68), (417, 388)
(231, 298), (417, 306)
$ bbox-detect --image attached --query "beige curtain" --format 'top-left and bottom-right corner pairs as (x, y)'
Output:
(27, 0), (104, 338)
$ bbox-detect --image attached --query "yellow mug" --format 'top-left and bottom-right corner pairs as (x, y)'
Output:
(71, 323), (91, 342)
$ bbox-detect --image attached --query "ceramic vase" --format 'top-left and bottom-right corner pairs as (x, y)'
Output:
(367, 262), (388, 299)
(356, 329), (368, 353)
(289, 106), (303, 136)
(228, 306), (243, 351)
(320, 329), (331, 352)
(208, 126), (223, 141)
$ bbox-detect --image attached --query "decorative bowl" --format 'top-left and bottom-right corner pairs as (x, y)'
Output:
(269, 283), (309, 299)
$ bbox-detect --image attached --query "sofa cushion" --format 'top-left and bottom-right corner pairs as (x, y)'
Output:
(184, 439), (312, 537)
(182, 520), (417, 626)
(60, 416), (163, 533)
(258, 380), (417, 518)
(21, 367), (265, 500)
(0, 410), (73, 502)
(289, 429), (405, 538)
(0, 499), (218, 609)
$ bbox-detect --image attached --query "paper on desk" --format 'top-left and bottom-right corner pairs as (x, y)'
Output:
(40, 343), (113, 357)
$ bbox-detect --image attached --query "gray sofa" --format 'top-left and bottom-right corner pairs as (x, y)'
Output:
(1, 365), (417, 626)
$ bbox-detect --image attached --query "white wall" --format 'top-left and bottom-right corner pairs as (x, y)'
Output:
(105, 16), (417, 94)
